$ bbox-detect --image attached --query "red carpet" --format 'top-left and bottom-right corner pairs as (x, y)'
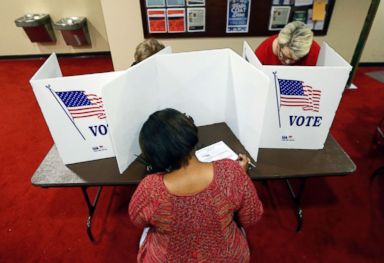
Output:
(0, 56), (383, 262)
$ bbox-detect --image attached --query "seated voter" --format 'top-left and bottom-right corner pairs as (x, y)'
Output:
(131, 38), (165, 66)
(129, 108), (263, 262)
(255, 21), (320, 66)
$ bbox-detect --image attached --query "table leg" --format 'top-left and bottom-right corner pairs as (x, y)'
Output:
(285, 178), (306, 232)
(371, 165), (384, 181)
(81, 186), (103, 242)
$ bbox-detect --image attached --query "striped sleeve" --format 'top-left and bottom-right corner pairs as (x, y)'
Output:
(128, 175), (159, 228)
(236, 167), (263, 228)
(218, 160), (263, 228)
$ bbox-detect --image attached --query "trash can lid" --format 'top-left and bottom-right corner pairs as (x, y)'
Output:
(15, 14), (51, 27)
(53, 17), (87, 30)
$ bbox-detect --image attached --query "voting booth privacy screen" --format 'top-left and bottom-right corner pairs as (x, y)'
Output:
(30, 42), (351, 173)
(30, 49), (270, 173)
(30, 54), (121, 164)
(102, 49), (270, 173)
(243, 41), (352, 149)
(29, 49), (172, 166)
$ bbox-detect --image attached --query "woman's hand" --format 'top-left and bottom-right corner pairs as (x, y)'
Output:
(237, 153), (250, 172)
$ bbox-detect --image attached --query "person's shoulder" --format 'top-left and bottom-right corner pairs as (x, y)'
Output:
(263, 34), (278, 42)
(302, 40), (321, 66)
(214, 159), (252, 201)
(311, 40), (321, 52)
(256, 35), (278, 64)
(138, 173), (164, 191)
(214, 159), (245, 181)
(215, 158), (238, 168)
(257, 34), (277, 49)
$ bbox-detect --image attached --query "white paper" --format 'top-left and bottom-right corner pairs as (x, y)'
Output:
(195, 141), (238, 162)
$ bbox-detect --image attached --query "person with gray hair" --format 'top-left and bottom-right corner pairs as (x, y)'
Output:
(131, 38), (165, 66)
(255, 21), (320, 66)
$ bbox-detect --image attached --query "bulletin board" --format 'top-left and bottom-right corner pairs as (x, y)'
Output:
(140, 0), (335, 38)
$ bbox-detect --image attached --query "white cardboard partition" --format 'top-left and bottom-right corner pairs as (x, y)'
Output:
(30, 42), (351, 173)
(243, 41), (351, 149)
(29, 47), (172, 164)
(102, 49), (270, 173)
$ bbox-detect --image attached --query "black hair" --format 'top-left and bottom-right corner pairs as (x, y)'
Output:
(139, 108), (198, 173)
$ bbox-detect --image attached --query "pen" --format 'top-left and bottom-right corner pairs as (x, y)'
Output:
(237, 153), (256, 169)
(248, 161), (256, 168)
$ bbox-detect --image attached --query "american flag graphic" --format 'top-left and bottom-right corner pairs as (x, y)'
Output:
(55, 91), (106, 119)
(278, 78), (321, 112)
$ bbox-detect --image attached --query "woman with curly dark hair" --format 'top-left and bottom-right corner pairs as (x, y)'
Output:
(129, 108), (263, 262)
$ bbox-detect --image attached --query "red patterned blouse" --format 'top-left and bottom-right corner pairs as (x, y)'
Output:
(129, 159), (263, 262)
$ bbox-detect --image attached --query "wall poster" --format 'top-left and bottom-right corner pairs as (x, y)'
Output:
(187, 8), (205, 32)
(167, 8), (186, 32)
(166, 0), (185, 7)
(268, 6), (291, 31)
(187, 0), (205, 6)
(146, 0), (166, 7)
(147, 9), (167, 33)
(140, 0), (334, 38)
(226, 0), (251, 33)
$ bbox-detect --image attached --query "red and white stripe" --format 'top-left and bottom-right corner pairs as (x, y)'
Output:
(280, 85), (321, 112)
(69, 94), (106, 119)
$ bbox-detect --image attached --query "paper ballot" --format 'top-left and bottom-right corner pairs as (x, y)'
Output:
(195, 141), (238, 162)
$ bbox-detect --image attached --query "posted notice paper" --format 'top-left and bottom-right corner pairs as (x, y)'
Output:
(187, 8), (205, 32)
(167, 8), (186, 33)
(147, 9), (167, 33)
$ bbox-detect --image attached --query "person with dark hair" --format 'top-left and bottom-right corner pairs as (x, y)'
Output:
(129, 108), (263, 262)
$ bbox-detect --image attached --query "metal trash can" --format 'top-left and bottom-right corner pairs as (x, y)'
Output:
(14, 14), (56, 42)
(54, 17), (91, 46)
